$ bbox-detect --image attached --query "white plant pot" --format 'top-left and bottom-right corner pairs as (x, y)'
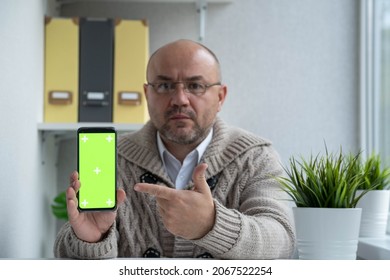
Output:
(356, 190), (390, 237)
(293, 207), (362, 260)
(387, 210), (390, 234)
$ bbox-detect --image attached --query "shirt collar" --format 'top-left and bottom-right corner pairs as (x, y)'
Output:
(157, 128), (213, 164)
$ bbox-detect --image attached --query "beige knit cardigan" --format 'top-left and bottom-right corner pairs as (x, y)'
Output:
(54, 118), (296, 259)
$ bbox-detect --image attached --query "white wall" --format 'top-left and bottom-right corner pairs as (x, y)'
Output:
(60, 0), (360, 162)
(0, 0), (51, 258)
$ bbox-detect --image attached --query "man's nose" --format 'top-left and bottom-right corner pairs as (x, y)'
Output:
(170, 84), (190, 106)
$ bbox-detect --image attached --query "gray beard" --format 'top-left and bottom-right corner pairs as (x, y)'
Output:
(159, 106), (211, 145)
(160, 121), (207, 145)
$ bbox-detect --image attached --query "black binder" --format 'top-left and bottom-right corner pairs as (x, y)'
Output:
(78, 18), (114, 122)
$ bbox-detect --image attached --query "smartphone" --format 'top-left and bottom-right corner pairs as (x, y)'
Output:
(77, 127), (117, 211)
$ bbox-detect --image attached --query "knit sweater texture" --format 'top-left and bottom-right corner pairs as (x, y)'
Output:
(54, 118), (296, 259)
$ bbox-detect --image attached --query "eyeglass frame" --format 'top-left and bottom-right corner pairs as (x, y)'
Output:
(145, 81), (222, 96)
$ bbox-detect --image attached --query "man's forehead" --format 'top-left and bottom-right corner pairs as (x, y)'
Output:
(153, 74), (207, 81)
(152, 46), (212, 64)
(151, 39), (208, 58)
(148, 62), (217, 81)
(147, 40), (221, 80)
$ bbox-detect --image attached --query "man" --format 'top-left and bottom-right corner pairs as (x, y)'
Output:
(54, 39), (295, 259)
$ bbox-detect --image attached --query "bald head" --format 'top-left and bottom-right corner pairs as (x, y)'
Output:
(146, 39), (222, 83)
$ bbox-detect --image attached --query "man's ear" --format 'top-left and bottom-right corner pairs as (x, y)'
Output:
(144, 83), (149, 101)
(217, 84), (227, 111)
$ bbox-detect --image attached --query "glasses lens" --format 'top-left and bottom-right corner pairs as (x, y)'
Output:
(150, 81), (212, 95)
(152, 82), (170, 94)
(186, 82), (206, 94)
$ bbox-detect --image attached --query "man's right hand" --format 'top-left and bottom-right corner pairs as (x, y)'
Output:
(66, 171), (126, 243)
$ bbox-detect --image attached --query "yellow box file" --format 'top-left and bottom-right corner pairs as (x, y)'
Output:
(44, 17), (79, 123)
(113, 19), (149, 124)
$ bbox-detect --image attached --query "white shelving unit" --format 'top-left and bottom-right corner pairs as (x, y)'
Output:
(38, 122), (143, 166)
(38, 122), (143, 136)
(54, 0), (233, 5)
(51, 0), (233, 42)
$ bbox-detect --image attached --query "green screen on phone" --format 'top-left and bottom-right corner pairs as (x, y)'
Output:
(78, 128), (116, 211)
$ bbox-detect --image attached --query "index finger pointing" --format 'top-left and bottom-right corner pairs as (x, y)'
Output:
(134, 183), (175, 200)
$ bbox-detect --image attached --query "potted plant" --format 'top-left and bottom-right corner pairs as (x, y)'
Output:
(277, 148), (370, 260)
(355, 153), (390, 237)
(51, 191), (68, 221)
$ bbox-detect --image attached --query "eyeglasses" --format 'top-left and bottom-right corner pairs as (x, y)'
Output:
(146, 81), (221, 96)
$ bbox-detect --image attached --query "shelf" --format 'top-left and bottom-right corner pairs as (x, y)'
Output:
(55, 0), (233, 4)
(52, 0), (234, 42)
(357, 235), (390, 259)
(38, 122), (143, 138)
(38, 122), (143, 131)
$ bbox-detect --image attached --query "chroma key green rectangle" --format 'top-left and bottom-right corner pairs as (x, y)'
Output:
(77, 128), (117, 211)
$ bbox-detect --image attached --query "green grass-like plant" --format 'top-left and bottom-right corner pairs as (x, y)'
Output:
(277, 148), (372, 208)
(358, 153), (390, 190)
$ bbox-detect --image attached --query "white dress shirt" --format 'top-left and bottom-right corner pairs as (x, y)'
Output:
(157, 129), (213, 189)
